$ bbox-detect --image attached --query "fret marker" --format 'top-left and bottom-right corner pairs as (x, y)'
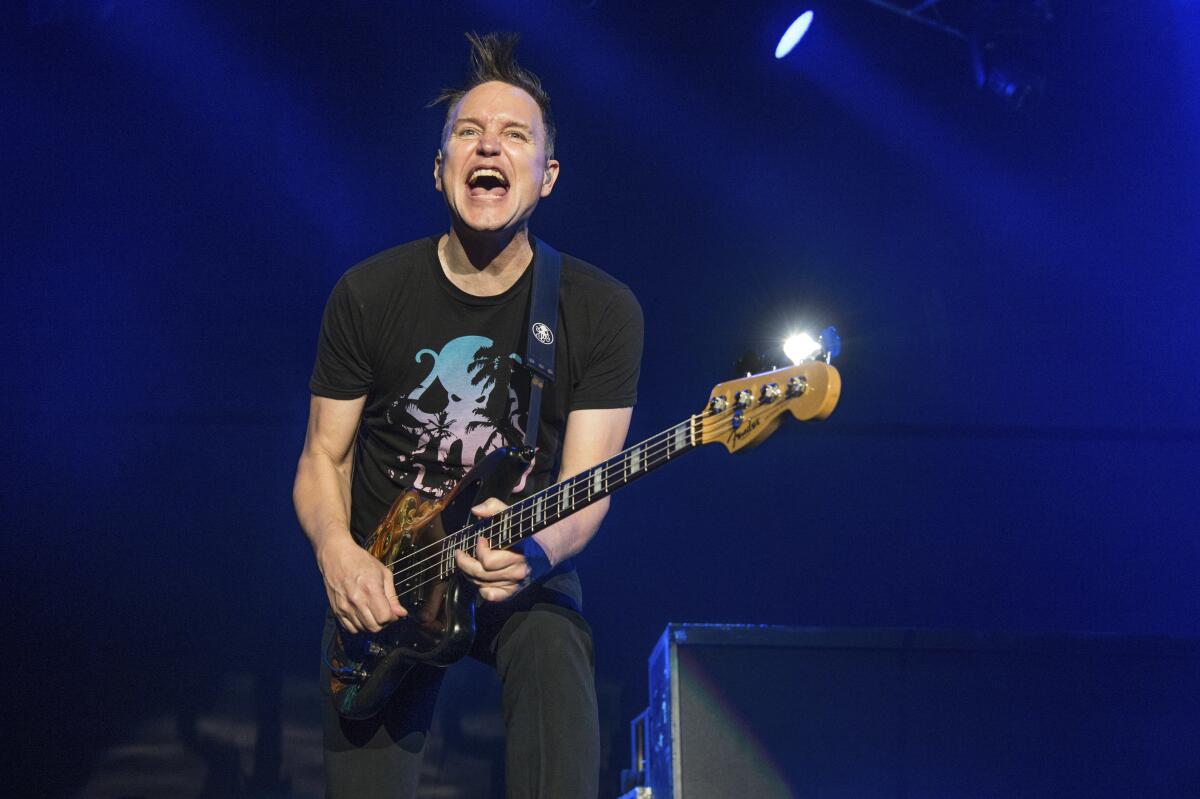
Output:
(674, 424), (687, 452)
(593, 469), (604, 496)
(534, 495), (545, 526)
(630, 446), (642, 474)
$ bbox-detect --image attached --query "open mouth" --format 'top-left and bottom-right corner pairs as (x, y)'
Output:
(467, 167), (509, 197)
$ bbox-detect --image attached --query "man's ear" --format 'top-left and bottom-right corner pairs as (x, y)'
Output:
(539, 159), (560, 198)
(433, 149), (444, 191)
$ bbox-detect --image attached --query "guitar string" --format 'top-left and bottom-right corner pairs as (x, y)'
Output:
(381, 375), (804, 580)
(388, 393), (806, 597)
(383, 426), (688, 589)
(381, 417), (707, 589)
(388, 410), (753, 590)
(379, 417), (695, 577)
(459, 410), (758, 549)
(383, 416), (700, 583)
(395, 416), (698, 599)
(387, 407), (771, 594)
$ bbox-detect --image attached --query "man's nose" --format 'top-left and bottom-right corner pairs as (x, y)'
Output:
(476, 130), (501, 154)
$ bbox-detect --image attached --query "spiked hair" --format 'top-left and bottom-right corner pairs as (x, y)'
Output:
(432, 32), (556, 159)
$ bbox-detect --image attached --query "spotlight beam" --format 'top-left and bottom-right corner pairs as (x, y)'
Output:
(911, 0), (948, 14)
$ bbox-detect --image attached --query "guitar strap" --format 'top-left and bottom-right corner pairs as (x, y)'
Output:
(520, 237), (561, 451)
(516, 239), (574, 609)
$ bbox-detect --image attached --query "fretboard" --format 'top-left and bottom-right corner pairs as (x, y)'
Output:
(435, 416), (702, 576)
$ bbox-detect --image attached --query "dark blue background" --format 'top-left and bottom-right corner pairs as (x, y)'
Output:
(4, 1), (1198, 795)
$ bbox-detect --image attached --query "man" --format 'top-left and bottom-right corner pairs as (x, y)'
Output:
(293, 32), (643, 798)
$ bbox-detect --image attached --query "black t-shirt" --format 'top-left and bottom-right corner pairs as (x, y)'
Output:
(309, 235), (643, 548)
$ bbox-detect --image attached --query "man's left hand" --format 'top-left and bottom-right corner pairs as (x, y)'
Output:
(455, 498), (552, 602)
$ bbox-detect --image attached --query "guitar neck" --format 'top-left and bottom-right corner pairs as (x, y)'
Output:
(450, 415), (702, 557)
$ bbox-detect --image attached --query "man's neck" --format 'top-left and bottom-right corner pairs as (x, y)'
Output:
(438, 225), (534, 297)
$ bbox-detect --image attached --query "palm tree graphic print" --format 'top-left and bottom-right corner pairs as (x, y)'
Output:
(385, 335), (529, 497)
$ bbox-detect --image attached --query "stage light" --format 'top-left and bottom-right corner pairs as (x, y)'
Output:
(775, 11), (814, 59)
(783, 332), (821, 365)
(970, 44), (1045, 110)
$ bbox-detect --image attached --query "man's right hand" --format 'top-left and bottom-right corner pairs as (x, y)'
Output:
(317, 537), (407, 634)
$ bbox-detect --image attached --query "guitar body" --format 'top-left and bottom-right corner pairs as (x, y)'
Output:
(326, 447), (529, 720)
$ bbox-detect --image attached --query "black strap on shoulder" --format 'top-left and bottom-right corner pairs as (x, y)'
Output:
(521, 237), (561, 450)
(525, 238), (560, 382)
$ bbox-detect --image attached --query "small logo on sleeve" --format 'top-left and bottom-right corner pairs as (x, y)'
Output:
(532, 322), (554, 346)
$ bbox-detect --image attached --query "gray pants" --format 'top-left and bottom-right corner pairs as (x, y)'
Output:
(320, 577), (600, 799)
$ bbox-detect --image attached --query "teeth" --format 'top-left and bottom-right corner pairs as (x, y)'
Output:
(469, 168), (507, 186)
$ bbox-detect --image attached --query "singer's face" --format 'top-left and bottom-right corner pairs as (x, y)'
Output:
(434, 81), (560, 234)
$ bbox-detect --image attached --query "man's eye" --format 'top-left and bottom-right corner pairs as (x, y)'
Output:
(507, 131), (529, 141)
(458, 128), (479, 137)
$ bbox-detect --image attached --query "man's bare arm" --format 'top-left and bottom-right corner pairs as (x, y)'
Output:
(457, 406), (633, 602)
(534, 406), (633, 563)
(293, 394), (406, 633)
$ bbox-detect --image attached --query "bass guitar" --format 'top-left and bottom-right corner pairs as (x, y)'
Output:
(327, 355), (841, 719)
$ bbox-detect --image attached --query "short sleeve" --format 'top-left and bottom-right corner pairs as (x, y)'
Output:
(309, 276), (373, 399)
(569, 287), (643, 411)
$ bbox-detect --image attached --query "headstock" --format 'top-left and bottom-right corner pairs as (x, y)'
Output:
(697, 360), (841, 453)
